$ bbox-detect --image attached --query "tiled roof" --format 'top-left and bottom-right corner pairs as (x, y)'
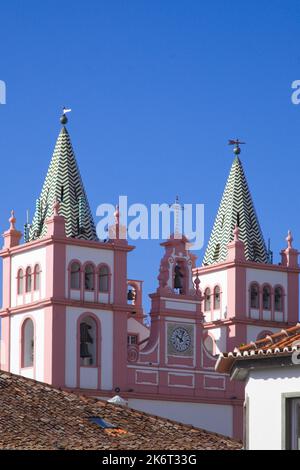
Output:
(216, 323), (300, 374)
(203, 156), (268, 265)
(28, 126), (98, 242)
(0, 370), (241, 450)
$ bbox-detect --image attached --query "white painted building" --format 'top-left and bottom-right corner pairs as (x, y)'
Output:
(216, 324), (300, 450)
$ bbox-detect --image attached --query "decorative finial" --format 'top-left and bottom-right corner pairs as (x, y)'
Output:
(114, 205), (120, 224)
(194, 273), (201, 294)
(286, 230), (293, 249)
(53, 199), (60, 216)
(60, 107), (72, 125)
(228, 138), (246, 155)
(9, 210), (16, 230)
(170, 196), (184, 237)
(233, 224), (240, 241)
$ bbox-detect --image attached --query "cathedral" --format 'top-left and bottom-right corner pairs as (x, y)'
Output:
(0, 115), (299, 440)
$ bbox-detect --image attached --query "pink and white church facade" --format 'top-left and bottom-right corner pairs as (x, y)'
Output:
(0, 118), (299, 439)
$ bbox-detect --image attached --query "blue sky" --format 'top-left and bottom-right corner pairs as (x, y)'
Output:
(0, 1), (300, 311)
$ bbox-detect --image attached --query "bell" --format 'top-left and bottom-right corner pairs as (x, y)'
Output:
(127, 289), (135, 301)
(80, 343), (92, 359)
(174, 264), (183, 289)
(80, 322), (93, 343)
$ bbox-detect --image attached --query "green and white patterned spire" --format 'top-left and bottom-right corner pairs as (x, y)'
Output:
(203, 156), (268, 265)
(28, 125), (98, 242)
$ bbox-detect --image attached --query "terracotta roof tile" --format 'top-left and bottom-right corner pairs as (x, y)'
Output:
(216, 323), (300, 374)
(0, 370), (241, 450)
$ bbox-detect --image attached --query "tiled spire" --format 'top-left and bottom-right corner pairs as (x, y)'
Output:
(28, 125), (97, 242)
(203, 156), (268, 265)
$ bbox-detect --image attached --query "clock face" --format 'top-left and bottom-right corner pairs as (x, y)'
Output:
(170, 327), (191, 352)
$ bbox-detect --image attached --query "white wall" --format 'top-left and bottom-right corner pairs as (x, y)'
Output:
(246, 365), (300, 450)
(128, 398), (233, 437)
(208, 326), (227, 355)
(65, 306), (113, 390)
(11, 247), (47, 307)
(65, 245), (114, 300)
(246, 325), (281, 344)
(10, 309), (45, 382)
(127, 317), (149, 343)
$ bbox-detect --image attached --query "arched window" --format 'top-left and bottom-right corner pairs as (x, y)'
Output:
(214, 286), (221, 309)
(250, 284), (259, 309)
(34, 265), (41, 291)
(25, 267), (32, 293)
(79, 316), (97, 366)
(174, 263), (184, 294)
(204, 335), (215, 355)
(99, 265), (109, 292)
(127, 285), (136, 305)
(17, 269), (24, 295)
(263, 286), (271, 310)
(275, 287), (283, 312)
(262, 285), (271, 310)
(84, 264), (95, 291)
(204, 288), (211, 312)
(70, 262), (81, 289)
(22, 318), (34, 367)
(256, 330), (273, 341)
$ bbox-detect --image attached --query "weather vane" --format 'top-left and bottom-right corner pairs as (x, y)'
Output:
(228, 138), (246, 155)
(60, 107), (72, 125)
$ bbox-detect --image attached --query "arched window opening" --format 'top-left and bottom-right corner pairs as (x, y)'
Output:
(22, 319), (34, 368)
(127, 285), (136, 305)
(204, 335), (214, 355)
(25, 267), (32, 293)
(214, 286), (221, 310)
(34, 265), (41, 291)
(263, 286), (271, 310)
(17, 269), (24, 295)
(256, 330), (273, 341)
(99, 265), (109, 292)
(80, 316), (97, 366)
(204, 288), (211, 312)
(84, 264), (94, 291)
(70, 262), (81, 289)
(174, 263), (184, 294)
(250, 284), (259, 309)
(275, 287), (283, 312)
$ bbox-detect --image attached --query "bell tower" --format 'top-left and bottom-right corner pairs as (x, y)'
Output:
(194, 141), (299, 356)
(0, 111), (134, 393)
(127, 234), (205, 387)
